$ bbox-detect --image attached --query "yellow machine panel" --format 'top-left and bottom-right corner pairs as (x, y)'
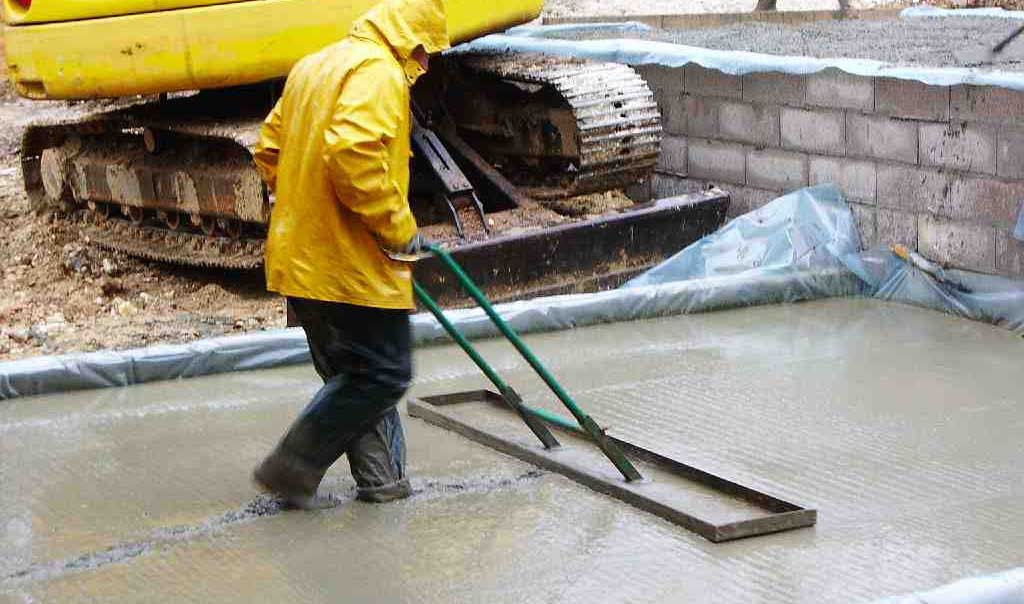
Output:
(2, 0), (542, 99)
(3, 0), (247, 25)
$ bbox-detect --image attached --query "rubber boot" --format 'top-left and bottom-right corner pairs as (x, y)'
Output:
(348, 408), (413, 503)
(252, 445), (339, 511)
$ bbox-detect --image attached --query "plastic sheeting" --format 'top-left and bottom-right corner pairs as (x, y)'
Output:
(0, 267), (860, 400)
(901, 5), (1024, 21)
(454, 22), (1024, 91)
(1016, 202), (1024, 241)
(0, 330), (311, 400)
(626, 184), (1024, 334)
(846, 250), (1024, 334)
(871, 567), (1024, 604)
(625, 185), (860, 287)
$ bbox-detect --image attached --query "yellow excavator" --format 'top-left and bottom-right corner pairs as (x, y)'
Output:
(2, 0), (728, 304)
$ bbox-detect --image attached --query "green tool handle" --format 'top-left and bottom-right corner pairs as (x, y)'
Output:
(422, 244), (643, 482)
(414, 280), (561, 450)
(521, 404), (579, 433)
(413, 280), (516, 401)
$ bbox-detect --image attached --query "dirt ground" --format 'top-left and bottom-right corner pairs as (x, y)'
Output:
(0, 44), (286, 361)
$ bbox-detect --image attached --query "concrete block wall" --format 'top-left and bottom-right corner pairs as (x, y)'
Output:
(637, 63), (1024, 278)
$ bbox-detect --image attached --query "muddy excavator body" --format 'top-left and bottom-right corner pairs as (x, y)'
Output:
(2, 0), (728, 306)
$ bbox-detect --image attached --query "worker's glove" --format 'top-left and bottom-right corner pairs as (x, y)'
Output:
(399, 231), (432, 255)
(383, 231), (433, 262)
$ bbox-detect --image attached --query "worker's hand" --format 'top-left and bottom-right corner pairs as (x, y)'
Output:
(399, 231), (432, 255)
(383, 231), (433, 262)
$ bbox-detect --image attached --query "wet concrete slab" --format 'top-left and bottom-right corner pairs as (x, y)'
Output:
(2, 299), (1022, 603)
(559, 16), (1024, 70)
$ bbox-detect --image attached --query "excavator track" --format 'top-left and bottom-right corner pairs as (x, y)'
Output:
(447, 54), (663, 199)
(21, 91), (272, 269)
(21, 55), (663, 271)
(84, 219), (265, 270)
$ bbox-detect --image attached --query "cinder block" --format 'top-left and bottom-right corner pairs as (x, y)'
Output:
(876, 208), (918, 248)
(625, 178), (652, 202)
(996, 228), (1024, 278)
(661, 100), (687, 137)
(846, 113), (918, 164)
(875, 78), (950, 121)
(683, 64), (742, 99)
(951, 85), (1024, 124)
(876, 164), (949, 212)
(996, 127), (1024, 179)
(636, 65), (684, 98)
(656, 135), (688, 175)
(780, 107), (845, 155)
(918, 216), (996, 273)
(687, 139), (746, 184)
(746, 148), (808, 191)
(849, 203), (877, 249)
(919, 122), (997, 175)
(681, 95), (719, 138)
(651, 173), (707, 199)
(638, 65), (686, 135)
(742, 72), (806, 107)
(944, 178), (1024, 227)
(808, 156), (876, 203)
(718, 101), (781, 147)
(879, 166), (1023, 226)
(805, 68), (873, 111)
(724, 185), (781, 217)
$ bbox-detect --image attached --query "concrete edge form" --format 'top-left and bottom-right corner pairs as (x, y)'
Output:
(456, 22), (1024, 91)
(869, 567), (1024, 604)
(0, 268), (861, 400)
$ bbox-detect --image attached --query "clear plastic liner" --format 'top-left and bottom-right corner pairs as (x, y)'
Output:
(454, 22), (1024, 91)
(901, 5), (1024, 21)
(625, 185), (861, 287)
(846, 250), (1024, 334)
(871, 567), (1024, 604)
(1015, 201), (1024, 241)
(0, 331), (311, 400)
(627, 184), (1024, 335)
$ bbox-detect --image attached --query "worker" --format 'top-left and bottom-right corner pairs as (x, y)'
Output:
(250, 0), (449, 510)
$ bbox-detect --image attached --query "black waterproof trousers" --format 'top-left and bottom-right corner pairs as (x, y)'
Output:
(258, 297), (413, 501)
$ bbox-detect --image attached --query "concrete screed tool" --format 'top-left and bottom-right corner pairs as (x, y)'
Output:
(406, 245), (817, 543)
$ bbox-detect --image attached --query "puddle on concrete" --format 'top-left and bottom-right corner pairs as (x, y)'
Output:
(2, 299), (1022, 603)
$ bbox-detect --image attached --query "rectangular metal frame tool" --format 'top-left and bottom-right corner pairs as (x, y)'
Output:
(409, 390), (817, 543)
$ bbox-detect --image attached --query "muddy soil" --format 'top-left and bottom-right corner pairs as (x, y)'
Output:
(0, 62), (287, 361)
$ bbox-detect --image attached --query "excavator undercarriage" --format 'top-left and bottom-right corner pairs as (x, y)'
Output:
(19, 54), (729, 305)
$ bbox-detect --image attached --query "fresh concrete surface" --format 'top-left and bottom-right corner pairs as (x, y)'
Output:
(2, 299), (1023, 603)
(564, 16), (1024, 69)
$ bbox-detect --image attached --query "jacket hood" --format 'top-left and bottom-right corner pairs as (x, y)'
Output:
(350, 0), (450, 82)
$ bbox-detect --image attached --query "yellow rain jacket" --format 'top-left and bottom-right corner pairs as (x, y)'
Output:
(254, 0), (450, 309)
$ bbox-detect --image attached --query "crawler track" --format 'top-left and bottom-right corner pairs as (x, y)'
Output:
(455, 55), (662, 199)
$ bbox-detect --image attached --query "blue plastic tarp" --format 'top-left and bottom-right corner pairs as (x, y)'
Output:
(454, 22), (1024, 91)
(627, 184), (1024, 334)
